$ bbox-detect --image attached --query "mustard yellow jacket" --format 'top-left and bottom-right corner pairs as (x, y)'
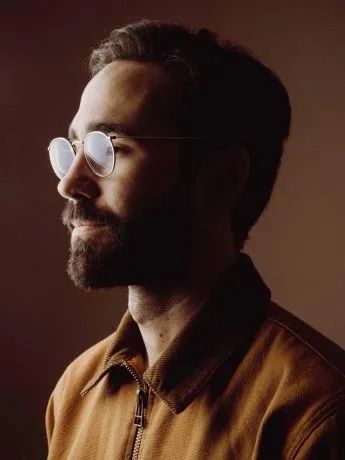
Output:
(46, 253), (345, 459)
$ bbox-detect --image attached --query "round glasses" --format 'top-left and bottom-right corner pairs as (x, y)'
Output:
(48, 131), (211, 179)
(48, 131), (116, 179)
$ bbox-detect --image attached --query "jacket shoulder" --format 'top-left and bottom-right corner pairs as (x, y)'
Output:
(51, 329), (117, 403)
(45, 329), (117, 446)
(265, 301), (345, 380)
(251, 302), (345, 457)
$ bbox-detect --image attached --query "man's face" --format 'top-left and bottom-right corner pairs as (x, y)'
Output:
(58, 60), (193, 289)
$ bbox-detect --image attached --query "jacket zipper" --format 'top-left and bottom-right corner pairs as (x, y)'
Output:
(121, 361), (148, 460)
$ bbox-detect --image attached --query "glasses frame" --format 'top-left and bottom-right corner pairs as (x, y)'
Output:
(48, 130), (211, 179)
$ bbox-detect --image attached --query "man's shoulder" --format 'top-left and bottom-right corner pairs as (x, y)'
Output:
(258, 302), (345, 397)
(247, 302), (345, 457)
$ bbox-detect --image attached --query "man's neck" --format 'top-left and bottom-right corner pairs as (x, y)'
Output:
(128, 288), (206, 368)
(128, 245), (240, 369)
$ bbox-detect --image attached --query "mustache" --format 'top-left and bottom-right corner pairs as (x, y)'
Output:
(61, 200), (121, 232)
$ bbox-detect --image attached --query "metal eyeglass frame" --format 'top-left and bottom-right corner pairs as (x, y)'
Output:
(49, 130), (211, 178)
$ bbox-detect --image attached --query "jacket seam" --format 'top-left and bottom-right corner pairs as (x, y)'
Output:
(289, 391), (345, 459)
(267, 314), (345, 380)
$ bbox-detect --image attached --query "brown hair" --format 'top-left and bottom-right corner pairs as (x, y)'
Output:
(90, 20), (291, 249)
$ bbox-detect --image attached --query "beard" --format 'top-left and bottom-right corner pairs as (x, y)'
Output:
(61, 178), (192, 290)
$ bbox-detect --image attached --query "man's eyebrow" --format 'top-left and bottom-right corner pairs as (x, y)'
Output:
(68, 122), (133, 141)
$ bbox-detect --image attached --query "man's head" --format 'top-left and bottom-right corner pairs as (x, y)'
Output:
(56, 20), (291, 290)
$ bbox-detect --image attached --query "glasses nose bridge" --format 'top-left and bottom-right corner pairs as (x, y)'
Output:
(71, 139), (84, 155)
(66, 139), (91, 178)
(71, 139), (88, 166)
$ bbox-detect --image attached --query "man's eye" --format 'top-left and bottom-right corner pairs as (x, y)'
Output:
(112, 142), (130, 155)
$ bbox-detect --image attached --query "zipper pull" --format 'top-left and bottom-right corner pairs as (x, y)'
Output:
(134, 387), (148, 428)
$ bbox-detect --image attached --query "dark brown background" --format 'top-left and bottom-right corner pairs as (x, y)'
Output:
(1, 0), (344, 458)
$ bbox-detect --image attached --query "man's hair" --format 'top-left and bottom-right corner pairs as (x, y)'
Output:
(89, 20), (291, 250)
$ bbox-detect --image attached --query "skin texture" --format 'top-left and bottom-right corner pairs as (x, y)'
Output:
(58, 60), (250, 368)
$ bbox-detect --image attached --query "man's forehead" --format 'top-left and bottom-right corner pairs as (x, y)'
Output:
(70, 60), (177, 139)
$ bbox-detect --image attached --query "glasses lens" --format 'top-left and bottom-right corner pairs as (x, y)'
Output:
(84, 131), (115, 177)
(49, 138), (75, 179)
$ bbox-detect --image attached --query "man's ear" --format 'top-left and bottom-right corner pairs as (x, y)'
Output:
(197, 146), (250, 213)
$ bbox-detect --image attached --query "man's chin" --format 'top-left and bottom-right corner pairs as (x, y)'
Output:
(66, 243), (130, 290)
(67, 259), (185, 290)
(66, 247), (187, 290)
(67, 265), (130, 290)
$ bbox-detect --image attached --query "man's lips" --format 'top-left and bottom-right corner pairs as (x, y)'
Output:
(70, 221), (111, 236)
(71, 220), (106, 229)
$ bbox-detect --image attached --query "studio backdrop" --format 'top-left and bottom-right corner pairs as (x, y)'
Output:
(1, 0), (344, 458)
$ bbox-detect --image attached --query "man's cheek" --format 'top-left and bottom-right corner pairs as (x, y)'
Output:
(101, 176), (143, 221)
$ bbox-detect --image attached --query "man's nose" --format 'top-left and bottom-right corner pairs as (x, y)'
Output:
(57, 149), (100, 202)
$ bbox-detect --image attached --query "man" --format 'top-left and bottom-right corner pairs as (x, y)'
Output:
(46, 20), (345, 459)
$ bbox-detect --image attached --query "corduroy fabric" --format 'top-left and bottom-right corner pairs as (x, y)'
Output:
(46, 253), (345, 459)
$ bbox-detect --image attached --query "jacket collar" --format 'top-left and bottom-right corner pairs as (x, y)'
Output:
(80, 253), (271, 414)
